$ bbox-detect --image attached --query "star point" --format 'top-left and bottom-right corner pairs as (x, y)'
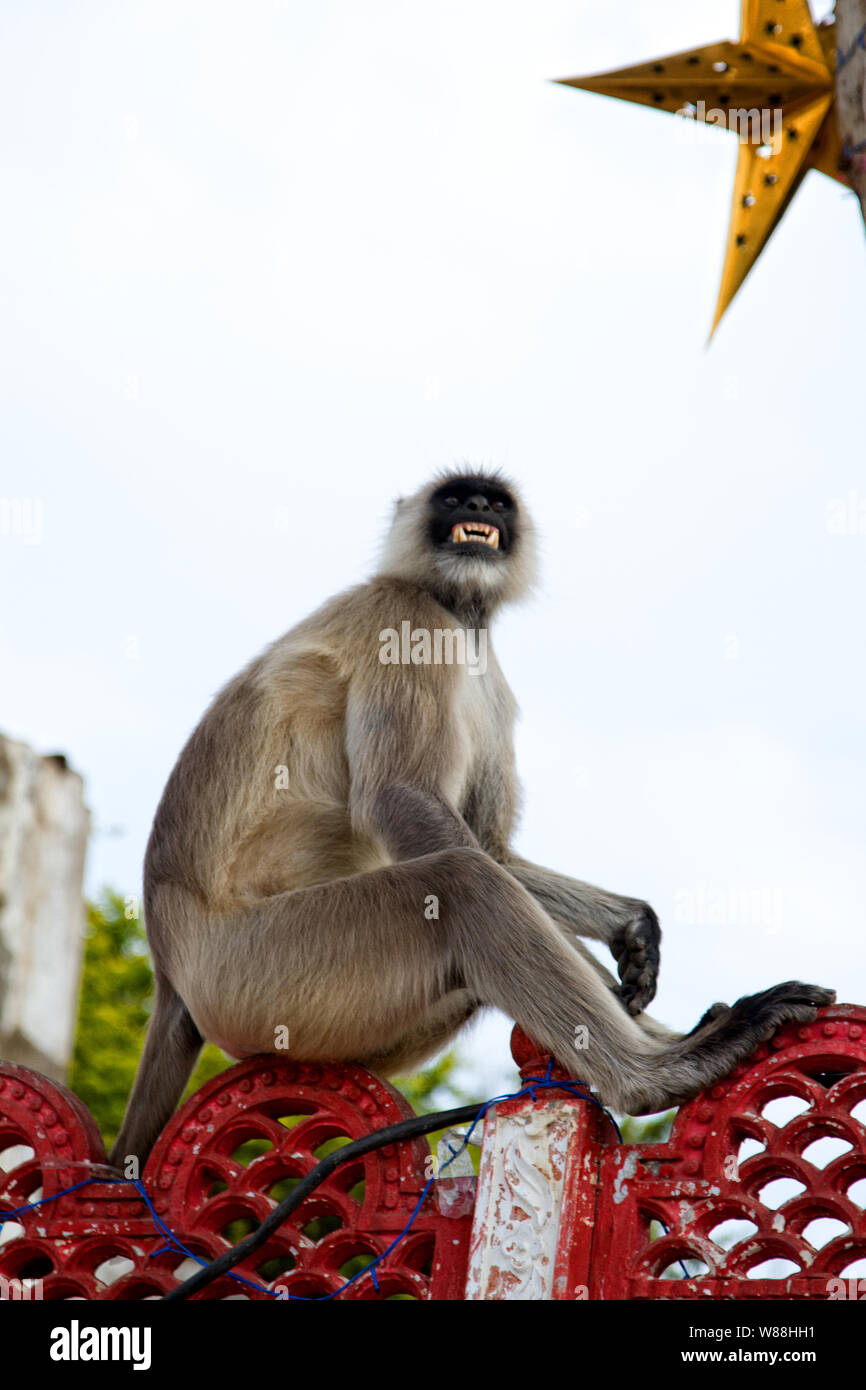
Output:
(559, 1), (849, 332)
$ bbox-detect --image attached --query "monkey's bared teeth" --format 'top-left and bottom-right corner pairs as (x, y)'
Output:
(450, 522), (500, 548)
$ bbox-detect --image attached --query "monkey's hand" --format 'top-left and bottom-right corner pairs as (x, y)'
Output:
(612, 905), (660, 1015)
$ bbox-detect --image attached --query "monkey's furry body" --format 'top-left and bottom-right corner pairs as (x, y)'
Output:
(111, 473), (833, 1167)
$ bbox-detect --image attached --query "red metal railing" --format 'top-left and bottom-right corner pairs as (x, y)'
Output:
(1, 1005), (864, 1299)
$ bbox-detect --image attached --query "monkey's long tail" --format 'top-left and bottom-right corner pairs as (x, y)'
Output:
(108, 975), (203, 1171)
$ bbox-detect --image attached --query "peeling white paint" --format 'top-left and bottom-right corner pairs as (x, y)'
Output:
(612, 1151), (638, 1205)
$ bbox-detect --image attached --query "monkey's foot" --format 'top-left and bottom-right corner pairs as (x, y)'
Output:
(729, 981), (836, 1042)
(688, 981), (837, 1053)
(614, 905), (661, 1015)
(685, 1001), (731, 1037)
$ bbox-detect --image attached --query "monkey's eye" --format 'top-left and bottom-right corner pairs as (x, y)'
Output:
(444, 496), (459, 507)
(492, 500), (506, 511)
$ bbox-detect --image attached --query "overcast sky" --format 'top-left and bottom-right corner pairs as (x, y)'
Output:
(1, 0), (863, 1096)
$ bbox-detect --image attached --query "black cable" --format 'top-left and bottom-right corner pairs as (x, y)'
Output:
(161, 1101), (482, 1300)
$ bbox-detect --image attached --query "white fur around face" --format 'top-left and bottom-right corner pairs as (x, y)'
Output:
(377, 473), (538, 614)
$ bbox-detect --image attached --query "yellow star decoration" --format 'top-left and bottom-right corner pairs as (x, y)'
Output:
(558, 0), (849, 334)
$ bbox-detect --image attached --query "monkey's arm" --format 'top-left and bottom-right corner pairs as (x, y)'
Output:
(357, 781), (481, 860)
(345, 664), (480, 862)
(501, 855), (660, 1015)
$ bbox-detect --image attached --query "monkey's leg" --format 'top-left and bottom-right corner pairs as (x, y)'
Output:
(542, 890), (766, 1049)
(109, 975), (203, 1170)
(184, 847), (833, 1117)
(567, 937), (680, 1043)
(370, 949), (674, 1074)
(503, 855), (661, 1015)
(367, 940), (678, 1073)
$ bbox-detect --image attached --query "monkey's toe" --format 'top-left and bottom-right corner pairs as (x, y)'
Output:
(620, 972), (657, 1015)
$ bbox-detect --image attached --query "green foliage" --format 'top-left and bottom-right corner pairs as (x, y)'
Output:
(619, 1109), (677, 1144)
(392, 1050), (471, 1115)
(186, 1040), (235, 1098)
(71, 889), (471, 1151)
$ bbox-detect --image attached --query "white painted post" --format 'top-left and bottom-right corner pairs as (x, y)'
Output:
(464, 1096), (588, 1300)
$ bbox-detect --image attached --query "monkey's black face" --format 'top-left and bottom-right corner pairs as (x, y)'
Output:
(428, 476), (516, 560)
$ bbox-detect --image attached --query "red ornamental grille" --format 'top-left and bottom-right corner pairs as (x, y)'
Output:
(0, 1004), (865, 1300)
(0, 1058), (471, 1300)
(589, 1005), (866, 1299)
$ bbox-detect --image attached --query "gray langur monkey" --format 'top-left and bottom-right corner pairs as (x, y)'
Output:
(110, 471), (834, 1166)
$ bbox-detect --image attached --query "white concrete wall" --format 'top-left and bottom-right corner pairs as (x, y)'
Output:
(0, 734), (89, 1079)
